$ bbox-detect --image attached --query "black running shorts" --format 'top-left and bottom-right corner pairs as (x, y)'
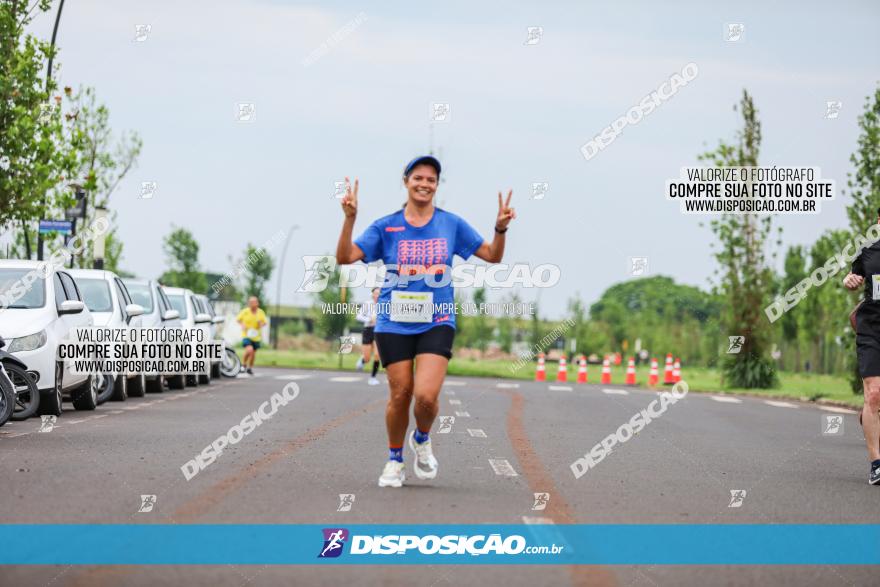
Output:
(375, 325), (455, 367)
(362, 326), (375, 345)
(856, 305), (880, 378)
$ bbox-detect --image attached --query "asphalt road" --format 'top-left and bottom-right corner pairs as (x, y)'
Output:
(1, 367), (877, 587)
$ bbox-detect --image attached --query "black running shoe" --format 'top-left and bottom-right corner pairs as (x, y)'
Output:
(246, 368), (254, 376)
(871, 462), (880, 486)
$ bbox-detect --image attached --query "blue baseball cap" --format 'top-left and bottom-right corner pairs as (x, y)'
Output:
(403, 155), (441, 178)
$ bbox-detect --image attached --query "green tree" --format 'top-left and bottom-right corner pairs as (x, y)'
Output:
(159, 227), (207, 292)
(844, 85), (880, 232)
(0, 1), (78, 256)
(800, 231), (852, 375)
(700, 90), (778, 388)
(313, 265), (350, 341)
(239, 243), (275, 303)
(470, 288), (492, 351)
(65, 86), (142, 269)
(567, 295), (589, 357)
(780, 245), (807, 371)
(843, 85), (880, 391)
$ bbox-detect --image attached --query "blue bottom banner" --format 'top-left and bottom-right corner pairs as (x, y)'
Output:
(1, 524), (878, 565)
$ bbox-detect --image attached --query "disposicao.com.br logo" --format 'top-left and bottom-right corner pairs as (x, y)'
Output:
(317, 528), (563, 558)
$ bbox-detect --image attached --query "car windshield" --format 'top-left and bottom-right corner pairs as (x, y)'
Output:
(167, 294), (188, 319)
(77, 278), (113, 312)
(0, 269), (46, 309)
(124, 282), (154, 313)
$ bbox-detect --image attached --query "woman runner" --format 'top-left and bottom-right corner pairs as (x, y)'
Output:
(335, 155), (515, 487)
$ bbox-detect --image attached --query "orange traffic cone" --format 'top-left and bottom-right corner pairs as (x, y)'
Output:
(600, 357), (612, 384)
(577, 355), (588, 384)
(648, 358), (659, 386)
(673, 357), (681, 383)
(663, 353), (675, 384)
(557, 354), (568, 382)
(535, 352), (546, 382)
(625, 357), (637, 385)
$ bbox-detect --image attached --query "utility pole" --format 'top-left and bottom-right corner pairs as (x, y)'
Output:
(38, 0), (67, 262)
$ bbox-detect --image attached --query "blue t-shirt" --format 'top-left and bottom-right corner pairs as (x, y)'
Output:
(354, 208), (484, 334)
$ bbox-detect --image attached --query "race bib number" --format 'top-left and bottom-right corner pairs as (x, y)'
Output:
(390, 290), (433, 323)
(246, 328), (259, 338)
(873, 275), (880, 301)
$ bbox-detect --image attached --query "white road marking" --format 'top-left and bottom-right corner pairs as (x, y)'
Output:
(602, 388), (629, 395)
(274, 374), (312, 380)
(108, 410), (124, 415)
(447, 391), (456, 396)
(455, 411), (471, 417)
(488, 459), (518, 476)
(449, 399), (462, 405)
(549, 385), (572, 391)
(710, 396), (743, 404)
(764, 400), (798, 408)
(468, 429), (487, 438)
(522, 516), (555, 524)
(329, 376), (362, 382)
(444, 381), (467, 386)
(819, 406), (857, 414)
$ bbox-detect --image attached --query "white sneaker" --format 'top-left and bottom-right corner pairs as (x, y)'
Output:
(408, 431), (438, 480)
(355, 357), (365, 371)
(367, 377), (380, 386)
(378, 460), (405, 487)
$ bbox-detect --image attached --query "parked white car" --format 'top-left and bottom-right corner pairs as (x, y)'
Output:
(122, 278), (184, 391)
(162, 287), (214, 386)
(0, 260), (98, 415)
(193, 294), (225, 379)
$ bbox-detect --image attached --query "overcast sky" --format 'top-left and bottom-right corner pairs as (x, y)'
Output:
(19, 0), (880, 317)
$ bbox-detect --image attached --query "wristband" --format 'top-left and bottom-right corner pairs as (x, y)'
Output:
(495, 225), (508, 234)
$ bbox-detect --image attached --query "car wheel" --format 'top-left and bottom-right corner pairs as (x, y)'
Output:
(111, 373), (128, 401)
(96, 373), (115, 405)
(146, 374), (165, 394)
(185, 373), (199, 387)
(198, 365), (211, 385)
(168, 374), (186, 390)
(211, 362), (221, 379)
(71, 374), (98, 411)
(128, 373), (146, 398)
(38, 362), (64, 417)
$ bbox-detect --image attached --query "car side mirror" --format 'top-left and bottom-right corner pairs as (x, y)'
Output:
(58, 300), (85, 315)
(126, 304), (145, 318)
(162, 309), (180, 321)
(194, 312), (212, 324)
(212, 316), (225, 324)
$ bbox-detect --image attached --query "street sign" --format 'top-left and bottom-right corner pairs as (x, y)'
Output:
(38, 219), (73, 235)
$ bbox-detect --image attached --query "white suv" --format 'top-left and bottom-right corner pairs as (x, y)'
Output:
(0, 260), (98, 415)
(68, 269), (145, 401)
(122, 278), (185, 391)
(162, 286), (214, 386)
(193, 294), (225, 379)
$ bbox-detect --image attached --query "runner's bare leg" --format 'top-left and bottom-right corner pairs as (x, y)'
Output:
(863, 376), (880, 461)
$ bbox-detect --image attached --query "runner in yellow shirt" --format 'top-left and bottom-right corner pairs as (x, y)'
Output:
(236, 296), (267, 376)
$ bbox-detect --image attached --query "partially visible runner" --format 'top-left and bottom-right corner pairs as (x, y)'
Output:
(355, 287), (381, 386)
(335, 155), (515, 487)
(236, 296), (267, 377)
(843, 208), (880, 485)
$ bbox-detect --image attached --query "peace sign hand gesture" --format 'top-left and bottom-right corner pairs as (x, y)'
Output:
(496, 190), (516, 231)
(341, 177), (358, 218)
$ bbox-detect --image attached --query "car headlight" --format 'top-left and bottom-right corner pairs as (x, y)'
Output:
(7, 330), (48, 352)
